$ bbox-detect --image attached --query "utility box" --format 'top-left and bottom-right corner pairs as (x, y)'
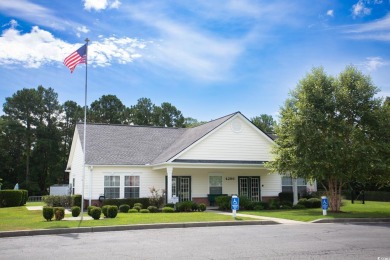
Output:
(50, 184), (71, 196)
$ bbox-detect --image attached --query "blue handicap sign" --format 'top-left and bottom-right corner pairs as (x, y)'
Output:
(231, 196), (240, 210)
(321, 197), (328, 210)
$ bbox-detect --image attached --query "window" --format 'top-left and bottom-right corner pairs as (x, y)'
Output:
(282, 176), (307, 195)
(72, 178), (75, 195)
(124, 176), (140, 198)
(104, 176), (120, 198)
(209, 176), (222, 194)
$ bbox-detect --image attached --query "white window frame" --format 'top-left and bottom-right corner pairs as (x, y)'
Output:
(104, 175), (120, 199)
(209, 174), (223, 195)
(124, 175), (140, 198)
(281, 176), (307, 195)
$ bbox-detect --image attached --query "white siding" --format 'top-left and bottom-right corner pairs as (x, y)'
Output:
(85, 166), (166, 200)
(69, 134), (84, 196)
(177, 116), (273, 161)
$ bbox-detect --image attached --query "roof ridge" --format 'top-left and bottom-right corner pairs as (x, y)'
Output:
(76, 122), (182, 129)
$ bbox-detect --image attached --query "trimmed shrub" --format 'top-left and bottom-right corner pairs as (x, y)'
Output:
(0, 190), (23, 207)
(134, 202), (143, 208)
(268, 199), (280, 210)
(128, 208), (138, 213)
(147, 206), (158, 213)
(191, 202), (199, 212)
(215, 195), (231, 210)
(162, 207), (174, 213)
(87, 206), (96, 216)
(199, 203), (207, 212)
(164, 203), (174, 208)
(72, 194), (82, 207)
(279, 192), (294, 204)
(140, 209), (150, 213)
(53, 207), (65, 221)
(71, 206), (81, 217)
(133, 206), (141, 212)
(43, 206), (54, 221)
(107, 205), (118, 218)
(293, 204), (306, 209)
(149, 187), (164, 208)
(252, 201), (269, 211)
(298, 198), (309, 207)
(119, 204), (130, 213)
(308, 198), (321, 208)
(20, 190), (28, 206)
(102, 205), (110, 217)
(239, 196), (253, 210)
(91, 207), (102, 220)
(176, 201), (194, 212)
(42, 195), (72, 207)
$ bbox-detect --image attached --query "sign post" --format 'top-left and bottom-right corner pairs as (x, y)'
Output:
(321, 196), (328, 216)
(231, 195), (239, 219)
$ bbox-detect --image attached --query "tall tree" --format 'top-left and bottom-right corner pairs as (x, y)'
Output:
(89, 94), (126, 124)
(30, 87), (62, 194)
(267, 66), (384, 212)
(3, 88), (40, 186)
(130, 97), (155, 125)
(153, 102), (185, 127)
(251, 114), (276, 133)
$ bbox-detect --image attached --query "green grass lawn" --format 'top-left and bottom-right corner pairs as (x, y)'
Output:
(0, 203), (245, 232)
(240, 200), (390, 222)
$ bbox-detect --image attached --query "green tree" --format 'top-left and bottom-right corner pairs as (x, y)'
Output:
(251, 114), (276, 133)
(3, 88), (41, 186)
(184, 117), (206, 127)
(89, 94), (126, 124)
(130, 97), (155, 125)
(153, 102), (185, 127)
(267, 66), (384, 212)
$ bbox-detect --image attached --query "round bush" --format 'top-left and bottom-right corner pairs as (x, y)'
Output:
(147, 206), (158, 213)
(133, 202), (143, 208)
(119, 204), (130, 213)
(42, 206), (54, 221)
(162, 207), (174, 213)
(293, 204), (306, 209)
(72, 194), (82, 207)
(107, 205), (118, 218)
(133, 206), (141, 212)
(87, 206), (96, 216)
(308, 198), (321, 208)
(102, 205), (110, 217)
(199, 203), (206, 212)
(53, 207), (65, 221)
(140, 209), (150, 213)
(128, 208), (138, 213)
(91, 207), (102, 220)
(71, 206), (81, 217)
(0, 190), (23, 207)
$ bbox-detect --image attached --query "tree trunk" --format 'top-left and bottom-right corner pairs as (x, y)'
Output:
(327, 176), (343, 212)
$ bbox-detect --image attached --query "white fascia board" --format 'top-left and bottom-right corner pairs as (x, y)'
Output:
(152, 162), (266, 170)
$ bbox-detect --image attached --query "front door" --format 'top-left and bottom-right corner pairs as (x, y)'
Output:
(167, 176), (192, 202)
(238, 177), (261, 201)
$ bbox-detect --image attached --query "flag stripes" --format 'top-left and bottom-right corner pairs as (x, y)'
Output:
(64, 44), (87, 73)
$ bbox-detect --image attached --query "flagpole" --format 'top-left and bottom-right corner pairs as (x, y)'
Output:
(81, 38), (89, 221)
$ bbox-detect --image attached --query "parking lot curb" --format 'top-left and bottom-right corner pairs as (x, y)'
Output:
(0, 220), (278, 238)
(311, 218), (390, 223)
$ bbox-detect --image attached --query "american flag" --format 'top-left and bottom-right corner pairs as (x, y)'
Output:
(64, 44), (87, 73)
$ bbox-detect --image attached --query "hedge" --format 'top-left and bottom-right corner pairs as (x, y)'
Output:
(0, 190), (23, 207)
(102, 198), (150, 208)
(72, 194), (82, 207)
(43, 195), (72, 207)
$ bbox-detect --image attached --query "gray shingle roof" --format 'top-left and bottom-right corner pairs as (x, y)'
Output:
(77, 112), (237, 165)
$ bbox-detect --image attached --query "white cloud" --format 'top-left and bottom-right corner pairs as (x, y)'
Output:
(352, 0), (371, 18)
(326, 10), (334, 17)
(76, 26), (90, 38)
(0, 0), (71, 30)
(343, 13), (390, 41)
(0, 25), (145, 68)
(364, 57), (388, 71)
(83, 0), (121, 11)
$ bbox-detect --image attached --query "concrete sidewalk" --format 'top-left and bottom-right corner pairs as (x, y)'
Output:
(214, 211), (307, 224)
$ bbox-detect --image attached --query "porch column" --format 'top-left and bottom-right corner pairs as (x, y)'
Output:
(167, 167), (173, 203)
(292, 178), (298, 205)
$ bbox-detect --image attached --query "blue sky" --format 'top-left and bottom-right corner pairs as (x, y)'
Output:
(0, 0), (389, 122)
